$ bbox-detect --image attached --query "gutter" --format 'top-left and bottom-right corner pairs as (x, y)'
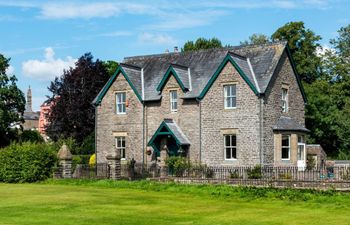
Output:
(259, 97), (264, 165)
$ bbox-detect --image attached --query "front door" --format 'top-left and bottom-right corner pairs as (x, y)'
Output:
(297, 143), (306, 171)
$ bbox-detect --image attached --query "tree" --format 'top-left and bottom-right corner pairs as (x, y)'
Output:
(272, 21), (322, 83)
(305, 24), (350, 157)
(0, 54), (25, 147)
(46, 53), (109, 143)
(103, 60), (118, 77)
(182, 37), (222, 52)
(240, 33), (270, 45)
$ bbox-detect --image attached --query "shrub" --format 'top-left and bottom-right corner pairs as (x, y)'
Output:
(166, 156), (190, 176)
(0, 142), (57, 182)
(230, 170), (240, 179)
(20, 130), (44, 143)
(76, 132), (95, 155)
(247, 165), (262, 179)
(279, 172), (292, 180)
(306, 155), (316, 170)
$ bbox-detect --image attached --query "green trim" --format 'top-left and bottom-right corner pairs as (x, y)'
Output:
(197, 54), (259, 100)
(156, 66), (187, 92)
(285, 45), (308, 103)
(94, 66), (143, 105)
(147, 121), (182, 147)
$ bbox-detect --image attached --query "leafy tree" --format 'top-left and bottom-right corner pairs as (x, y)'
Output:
(182, 37), (222, 52)
(103, 60), (118, 77)
(272, 21), (322, 83)
(0, 54), (25, 147)
(240, 33), (270, 45)
(306, 24), (350, 157)
(46, 53), (109, 143)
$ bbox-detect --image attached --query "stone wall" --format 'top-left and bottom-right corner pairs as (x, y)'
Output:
(145, 75), (200, 164)
(96, 73), (143, 163)
(201, 62), (260, 166)
(263, 51), (306, 165)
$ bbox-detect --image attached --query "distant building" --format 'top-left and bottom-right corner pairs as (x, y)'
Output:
(39, 102), (51, 135)
(22, 86), (40, 130)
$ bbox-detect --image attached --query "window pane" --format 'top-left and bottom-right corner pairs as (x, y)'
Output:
(282, 136), (289, 147)
(122, 104), (126, 113)
(298, 145), (304, 160)
(225, 136), (230, 147)
(122, 93), (126, 102)
(225, 86), (230, 97)
(232, 85), (236, 96)
(232, 97), (236, 108)
(122, 138), (125, 148)
(282, 147), (289, 159)
(225, 97), (230, 108)
(226, 148), (231, 159)
(231, 135), (236, 147)
(232, 148), (237, 159)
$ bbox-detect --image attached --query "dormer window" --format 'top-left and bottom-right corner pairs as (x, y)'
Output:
(116, 92), (126, 114)
(282, 88), (288, 112)
(170, 90), (178, 112)
(224, 85), (236, 109)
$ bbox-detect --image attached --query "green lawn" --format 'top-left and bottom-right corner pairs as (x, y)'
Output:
(0, 180), (349, 225)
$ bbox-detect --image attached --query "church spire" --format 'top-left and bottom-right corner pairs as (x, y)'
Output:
(25, 86), (32, 112)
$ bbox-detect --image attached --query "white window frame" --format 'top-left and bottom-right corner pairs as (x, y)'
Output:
(282, 88), (288, 112)
(170, 90), (178, 112)
(115, 136), (126, 160)
(281, 135), (290, 160)
(224, 85), (237, 109)
(116, 92), (126, 114)
(297, 135), (305, 161)
(224, 134), (237, 160)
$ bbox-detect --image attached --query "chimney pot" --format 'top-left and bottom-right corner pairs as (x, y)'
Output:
(174, 46), (178, 53)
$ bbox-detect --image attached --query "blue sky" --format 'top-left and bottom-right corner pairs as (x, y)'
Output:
(0, 0), (349, 111)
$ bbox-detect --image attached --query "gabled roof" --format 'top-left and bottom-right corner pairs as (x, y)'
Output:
(148, 119), (190, 147)
(156, 64), (190, 92)
(93, 41), (307, 105)
(273, 116), (309, 133)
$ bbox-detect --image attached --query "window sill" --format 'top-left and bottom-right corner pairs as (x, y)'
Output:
(224, 107), (237, 110)
(224, 158), (237, 161)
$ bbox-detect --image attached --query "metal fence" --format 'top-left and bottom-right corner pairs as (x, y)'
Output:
(65, 163), (350, 183)
(141, 165), (350, 182)
(72, 163), (110, 179)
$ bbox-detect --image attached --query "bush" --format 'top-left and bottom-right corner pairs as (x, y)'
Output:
(247, 165), (262, 179)
(0, 142), (57, 182)
(166, 156), (190, 176)
(76, 132), (95, 155)
(20, 130), (44, 143)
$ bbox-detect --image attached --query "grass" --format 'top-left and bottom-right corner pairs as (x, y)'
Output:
(0, 180), (349, 225)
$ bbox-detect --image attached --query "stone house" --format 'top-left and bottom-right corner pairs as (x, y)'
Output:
(93, 42), (310, 168)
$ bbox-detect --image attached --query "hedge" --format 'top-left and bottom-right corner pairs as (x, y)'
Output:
(0, 142), (57, 183)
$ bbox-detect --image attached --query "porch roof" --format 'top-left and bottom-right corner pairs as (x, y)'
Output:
(148, 119), (190, 147)
(273, 116), (310, 133)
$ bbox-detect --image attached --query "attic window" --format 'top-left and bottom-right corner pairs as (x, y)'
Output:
(224, 85), (236, 109)
(170, 90), (178, 112)
(116, 92), (126, 114)
(282, 88), (288, 112)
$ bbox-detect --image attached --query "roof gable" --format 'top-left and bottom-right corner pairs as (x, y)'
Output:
(156, 64), (189, 92)
(92, 65), (142, 106)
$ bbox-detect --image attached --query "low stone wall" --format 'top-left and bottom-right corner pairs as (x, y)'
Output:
(150, 177), (350, 190)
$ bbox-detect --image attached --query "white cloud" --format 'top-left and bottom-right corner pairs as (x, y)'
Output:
(22, 47), (76, 81)
(6, 65), (14, 75)
(316, 45), (336, 56)
(138, 32), (177, 45)
(40, 3), (121, 19)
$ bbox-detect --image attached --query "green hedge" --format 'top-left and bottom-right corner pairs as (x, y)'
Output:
(0, 142), (57, 183)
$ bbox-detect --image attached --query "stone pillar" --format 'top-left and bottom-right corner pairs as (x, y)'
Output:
(57, 144), (73, 179)
(159, 138), (168, 178)
(107, 149), (121, 180)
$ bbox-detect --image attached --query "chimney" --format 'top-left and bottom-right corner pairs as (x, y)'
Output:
(165, 49), (169, 53)
(174, 46), (178, 53)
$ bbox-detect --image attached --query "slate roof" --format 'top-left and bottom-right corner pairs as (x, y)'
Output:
(164, 119), (190, 145)
(93, 41), (306, 104)
(273, 116), (309, 132)
(23, 111), (40, 120)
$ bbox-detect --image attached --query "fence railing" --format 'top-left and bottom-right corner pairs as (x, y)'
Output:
(63, 163), (350, 183)
(141, 165), (350, 182)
